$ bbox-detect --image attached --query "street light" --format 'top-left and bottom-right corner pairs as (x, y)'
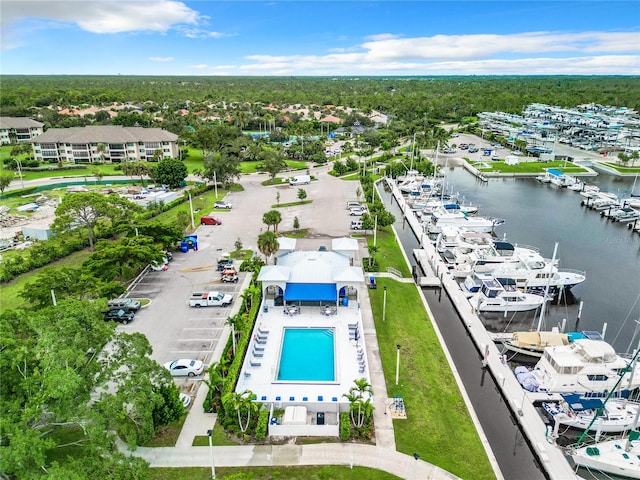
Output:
(207, 429), (216, 479)
(395, 344), (401, 386)
(382, 286), (387, 322)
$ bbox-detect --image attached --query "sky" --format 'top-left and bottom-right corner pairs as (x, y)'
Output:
(1, 0), (639, 76)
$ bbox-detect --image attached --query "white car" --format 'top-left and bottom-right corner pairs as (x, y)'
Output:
(164, 359), (204, 377)
(349, 207), (367, 216)
(214, 201), (232, 209)
(179, 393), (192, 409)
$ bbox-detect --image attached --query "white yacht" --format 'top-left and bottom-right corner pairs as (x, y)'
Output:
(458, 247), (586, 298)
(571, 432), (640, 479)
(424, 206), (504, 234)
(525, 339), (640, 395)
(468, 278), (546, 313)
(543, 394), (640, 433)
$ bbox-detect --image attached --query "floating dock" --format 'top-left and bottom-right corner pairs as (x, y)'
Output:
(412, 248), (442, 287)
(386, 177), (578, 480)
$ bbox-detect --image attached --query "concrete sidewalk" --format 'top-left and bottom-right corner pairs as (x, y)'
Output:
(124, 442), (460, 479)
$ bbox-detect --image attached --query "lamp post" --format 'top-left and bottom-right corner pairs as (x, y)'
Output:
(207, 429), (216, 479)
(382, 286), (387, 322)
(395, 344), (401, 385)
(188, 192), (195, 230)
(213, 171), (218, 199)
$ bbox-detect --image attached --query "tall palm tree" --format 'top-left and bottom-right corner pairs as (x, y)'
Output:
(344, 378), (374, 428)
(257, 231), (279, 263)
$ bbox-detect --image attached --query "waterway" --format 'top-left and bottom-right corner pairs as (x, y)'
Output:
(380, 169), (640, 480)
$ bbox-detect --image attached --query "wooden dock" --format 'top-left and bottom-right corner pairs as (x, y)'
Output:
(386, 177), (578, 480)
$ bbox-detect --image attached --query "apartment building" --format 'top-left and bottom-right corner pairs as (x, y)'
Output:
(0, 117), (44, 145)
(29, 125), (179, 163)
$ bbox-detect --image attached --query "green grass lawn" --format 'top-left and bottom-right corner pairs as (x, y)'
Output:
(470, 159), (589, 174)
(600, 162), (640, 174)
(367, 229), (412, 277)
(369, 279), (494, 480)
(150, 466), (401, 480)
(144, 415), (188, 447)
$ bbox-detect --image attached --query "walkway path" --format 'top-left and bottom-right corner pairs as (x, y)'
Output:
(126, 442), (460, 479)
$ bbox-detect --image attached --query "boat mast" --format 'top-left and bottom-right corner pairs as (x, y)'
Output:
(576, 347), (640, 445)
(536, 242), (558, 332)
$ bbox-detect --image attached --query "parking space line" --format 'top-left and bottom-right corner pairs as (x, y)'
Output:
(169, 350), (214, 354)
(182, 327), (224, 330)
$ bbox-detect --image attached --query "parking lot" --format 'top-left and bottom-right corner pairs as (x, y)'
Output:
(117, 167), (363, 392)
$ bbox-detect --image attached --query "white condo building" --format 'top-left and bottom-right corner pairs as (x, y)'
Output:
(0, 117), (44, 145)
(28, 125), (179, 163)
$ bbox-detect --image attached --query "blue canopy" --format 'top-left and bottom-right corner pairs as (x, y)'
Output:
(561, 393), (604, 411)
(284, 283), (337, 302)
(548, 169), (563, 177)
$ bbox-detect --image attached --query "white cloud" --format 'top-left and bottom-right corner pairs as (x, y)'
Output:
(238, 31), (640, 75)
(149, 56), (174, 62)
(177, 27), (234, 39)
(189, 64), (210, 70)
(2, 1), (201, 33)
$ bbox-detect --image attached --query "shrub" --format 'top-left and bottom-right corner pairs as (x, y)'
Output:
(255, 408), (269, 440)
(340, 411), (351, 440)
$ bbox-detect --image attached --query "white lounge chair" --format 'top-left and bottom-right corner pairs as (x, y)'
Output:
(250, 357), (261, 367)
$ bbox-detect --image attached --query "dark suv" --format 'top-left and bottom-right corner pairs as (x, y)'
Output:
(103, 309), (135, 325)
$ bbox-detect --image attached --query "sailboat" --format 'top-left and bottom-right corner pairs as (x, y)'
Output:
(571, 430), (640, 478)
(568, 349), (640, 478)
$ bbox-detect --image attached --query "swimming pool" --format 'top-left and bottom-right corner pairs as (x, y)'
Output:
(277, 327), (335, 382)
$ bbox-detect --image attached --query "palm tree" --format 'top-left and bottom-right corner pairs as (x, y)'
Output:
(343, 378), (374, 428)
(257, 231), (279, 263)
(262, 210), (281, 232)
(222, 390), (259, 432)
(96, 143), (107, 162)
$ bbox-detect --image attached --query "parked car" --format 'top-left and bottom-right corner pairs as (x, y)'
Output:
(179, 393), (192, 409)
(150, 261), (168, 271)
(107, 298), (141, 312)
(349, 206), (367, 216)
(103, 309), (135, 325)
(164, 358), (205, 377)
(200, 216), (222, 225)
(214, 201), (232, 209)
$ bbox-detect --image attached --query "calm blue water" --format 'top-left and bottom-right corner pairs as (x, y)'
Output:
(277, 328), (335, 381)
(441, 169), (640, 353)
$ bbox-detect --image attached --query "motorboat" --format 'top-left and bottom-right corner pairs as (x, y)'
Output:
(435, 226), (495, 254)
(424, 206), (504, 234)
(567, 181), (585, 191)
(522, 338), (640, 395)
(499, 330), (585, 359)
(571, 431), (640, 479)
(542, 394), (640, 433)
(468, 278), (547, 313)
(458, 248), (586, 299)
(609, 207), (640, 222)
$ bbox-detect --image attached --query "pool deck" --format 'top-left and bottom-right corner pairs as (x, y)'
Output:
(236, 301), (372, 410)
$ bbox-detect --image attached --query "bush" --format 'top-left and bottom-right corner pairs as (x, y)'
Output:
(340, 411), (351, 440)
(255, 408), (269, 440)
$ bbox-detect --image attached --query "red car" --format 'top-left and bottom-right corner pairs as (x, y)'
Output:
(200, 216), (222, 225)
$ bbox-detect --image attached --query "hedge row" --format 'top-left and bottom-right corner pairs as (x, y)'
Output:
(340, 412), (351, 441)
(255, 408), (269, 440)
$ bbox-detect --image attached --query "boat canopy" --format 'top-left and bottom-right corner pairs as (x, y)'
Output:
(561, 393), (604, 411)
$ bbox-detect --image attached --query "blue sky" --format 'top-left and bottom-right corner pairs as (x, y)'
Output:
(2, 1), (639, 75)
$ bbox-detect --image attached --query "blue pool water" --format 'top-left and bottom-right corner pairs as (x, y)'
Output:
(277, 328), (335, 381)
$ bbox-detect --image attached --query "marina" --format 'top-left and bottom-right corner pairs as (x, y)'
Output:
(380, 167), (640, 480)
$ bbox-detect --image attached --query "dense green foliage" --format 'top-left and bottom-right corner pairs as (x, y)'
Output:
(255, 409), (269, 441)
(339, 412), (351, 441)
(2, 76), (639, 127)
